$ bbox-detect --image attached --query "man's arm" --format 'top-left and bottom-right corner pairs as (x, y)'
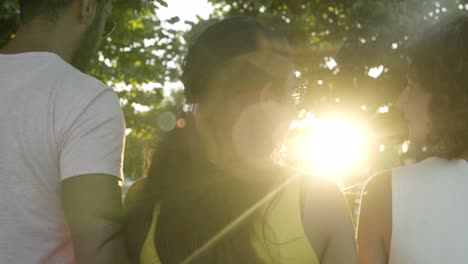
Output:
(62, 174), (130, 264)
(357, 171), (392, 264)
(57, 87), (128, 263)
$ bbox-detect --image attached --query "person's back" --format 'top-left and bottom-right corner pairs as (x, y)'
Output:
(358, 14), (468, 264)
(0, 52), (122, 263)
(125, 17), (358, 264)
(0, 0), (130, 263)
(390, 157), (468, 263)
(129, 165), (356, 264)
(136, 170), (321, 264)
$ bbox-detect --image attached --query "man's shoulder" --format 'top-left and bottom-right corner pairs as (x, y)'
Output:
(50, 60), (122, 129)
(28, 52), (111, 97)
(61, 65), (111, 96)
(20, 52), (111, 94)
(50, 61), (119, 112)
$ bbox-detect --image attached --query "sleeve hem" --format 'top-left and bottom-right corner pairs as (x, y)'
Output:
(61, 169), (124, 182)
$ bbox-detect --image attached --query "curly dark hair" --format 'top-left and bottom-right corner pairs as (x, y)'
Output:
(408, 14), (468, 159)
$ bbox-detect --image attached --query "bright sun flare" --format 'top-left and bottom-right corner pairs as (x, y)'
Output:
(286, 114), (367, 178)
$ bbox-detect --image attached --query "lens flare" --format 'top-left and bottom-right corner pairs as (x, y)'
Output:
(286, 114), (367, 177)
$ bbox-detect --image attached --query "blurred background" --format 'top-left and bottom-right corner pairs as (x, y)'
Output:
(2, 0), (468, 217)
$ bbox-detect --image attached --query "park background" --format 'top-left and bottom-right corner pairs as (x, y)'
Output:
(1, 0), (468, 216)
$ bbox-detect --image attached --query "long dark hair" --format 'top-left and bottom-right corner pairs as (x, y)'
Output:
(126, 17), (292, 263)
(408, 14), (468, 158)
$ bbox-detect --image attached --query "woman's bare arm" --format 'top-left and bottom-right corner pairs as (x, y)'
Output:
(123, 178), (146, 209)
(357, 172), (392, 264)
(302, 177), (359, 264)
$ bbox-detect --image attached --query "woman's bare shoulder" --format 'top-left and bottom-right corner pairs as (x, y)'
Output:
(358, 171), (393, 263)
(364, 171), (392, 193)
(301, 175), (359, 263)
(361, 171), (392, 207)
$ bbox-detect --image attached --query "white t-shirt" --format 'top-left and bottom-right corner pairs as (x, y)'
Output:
(0, 52), (125, 263)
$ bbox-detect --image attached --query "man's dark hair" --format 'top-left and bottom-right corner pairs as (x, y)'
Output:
(408, 14), (468, 159)
(19, 0), (76, 23)
(19, 0), (111, 24)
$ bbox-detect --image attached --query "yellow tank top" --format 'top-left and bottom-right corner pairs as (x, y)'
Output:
(140, 179), (319, 264)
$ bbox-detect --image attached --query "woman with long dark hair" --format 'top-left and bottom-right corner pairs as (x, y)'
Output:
(126, 17), (358, 264)
(358, 14), (468, 264)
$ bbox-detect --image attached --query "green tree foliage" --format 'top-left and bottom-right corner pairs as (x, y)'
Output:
(204, 0), (467, 172)
(0, 0), (187, 179)
(2, 0), (467, 180)
(0, 1), (18, 47)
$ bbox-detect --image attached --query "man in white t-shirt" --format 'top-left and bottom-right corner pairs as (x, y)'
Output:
(0, 0), (129, 263)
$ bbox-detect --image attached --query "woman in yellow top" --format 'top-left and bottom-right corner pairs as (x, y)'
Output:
(125, 17), (358, 264)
